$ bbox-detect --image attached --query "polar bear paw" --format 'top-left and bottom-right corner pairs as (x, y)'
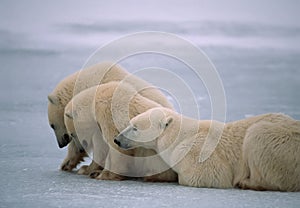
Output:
(60, 153), (86, 172)
(89, 170), (102, 178)
(61, 159), (77, 171)
(77, 165), (90, 175)
(96, 170), (127, 181)
(237, 178), (267, 191)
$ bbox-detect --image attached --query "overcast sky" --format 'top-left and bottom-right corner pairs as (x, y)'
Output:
(0, 0), (299, 51)
(1, 0), (299, 33)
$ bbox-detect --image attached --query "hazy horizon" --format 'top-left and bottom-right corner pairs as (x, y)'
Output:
(1, 0), (300, 57)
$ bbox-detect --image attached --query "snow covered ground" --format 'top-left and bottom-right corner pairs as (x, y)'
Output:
(1, 1), (300, 207)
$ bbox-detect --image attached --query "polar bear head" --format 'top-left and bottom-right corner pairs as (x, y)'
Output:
(114, 107), (173, 150)
(63, 102), (87, 153)
(48, 94), (72, 148)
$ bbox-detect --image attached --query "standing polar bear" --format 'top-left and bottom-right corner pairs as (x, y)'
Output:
(115, 107), (300, 191)
(64, 81), (178, 182)
(47, 62), (173, 172)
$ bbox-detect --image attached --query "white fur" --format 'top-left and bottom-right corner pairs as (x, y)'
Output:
(47, 62), (173, 171)
(64, 82), (177, 181)
(116, 107), (300, 191)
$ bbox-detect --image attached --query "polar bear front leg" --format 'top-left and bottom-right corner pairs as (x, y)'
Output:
(81, 132), (108, 177)
(96, 169), (126, 181)
(78, 141), (107, 176)
(95, 148), (131, 181)
(78, 160), (103, 175)
(61, 140), (87, 171)
(143, 169), (178, 182)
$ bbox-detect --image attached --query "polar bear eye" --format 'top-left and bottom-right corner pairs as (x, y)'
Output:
(133, 126), (138, 131)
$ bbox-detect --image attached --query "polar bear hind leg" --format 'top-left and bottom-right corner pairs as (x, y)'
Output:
(240, 120), (300, 191)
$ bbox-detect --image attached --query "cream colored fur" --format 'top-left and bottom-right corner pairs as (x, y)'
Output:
(64, 82), (177, 182)
(47, 62), (173, 171)
(116, 107), (300, 191)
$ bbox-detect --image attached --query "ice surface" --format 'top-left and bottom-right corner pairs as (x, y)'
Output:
(1, 1), (300, 207)
(1, 114), (300, 208)
(1, 50), (299, 208)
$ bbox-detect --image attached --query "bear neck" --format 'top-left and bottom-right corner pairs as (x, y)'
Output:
(55, 72), (78, 106)
(156, 113), (200, 157)
(130, 94), (161, 117)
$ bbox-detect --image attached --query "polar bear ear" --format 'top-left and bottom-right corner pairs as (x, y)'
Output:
(48, 94), (59, 105)
(161, 116), (173, 129)
(65, 110), (78, 120)
(65, 112), (73, 119)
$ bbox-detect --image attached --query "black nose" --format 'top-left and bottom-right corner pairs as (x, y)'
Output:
(114, 138), (121, 146)
(63, 134), (71, 143)
(58, 134), (71, 148)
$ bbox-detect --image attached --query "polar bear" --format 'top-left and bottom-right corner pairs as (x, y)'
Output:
(47, 62), (173, 171)
(64, 82), (178, 182)
(115, 107), (300, 191)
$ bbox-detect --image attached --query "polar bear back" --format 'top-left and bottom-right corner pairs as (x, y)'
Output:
(73, 62), (173, 109)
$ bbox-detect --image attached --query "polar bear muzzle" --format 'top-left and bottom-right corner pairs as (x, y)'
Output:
(114, 134), (133, 150)
(58, 134), (71, 148)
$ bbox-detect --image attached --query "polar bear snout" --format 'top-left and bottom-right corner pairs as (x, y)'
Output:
(58, 134), (71, 148)
(114, 134), (132, 150)
(114, 138), (121, 146)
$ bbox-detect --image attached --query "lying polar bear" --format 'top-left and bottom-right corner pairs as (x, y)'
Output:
(64, 82), (177, 182)
(47, 62), (173, 172)
(115, 107), (300, 191)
